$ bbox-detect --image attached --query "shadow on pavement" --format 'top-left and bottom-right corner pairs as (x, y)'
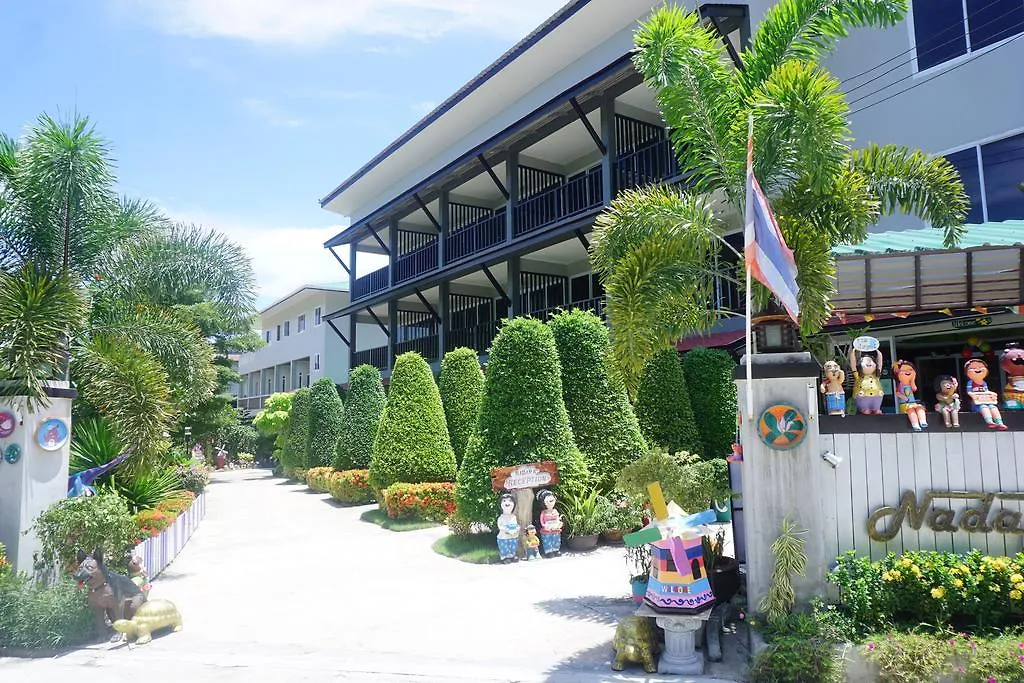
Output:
(535, 595), (635, 626)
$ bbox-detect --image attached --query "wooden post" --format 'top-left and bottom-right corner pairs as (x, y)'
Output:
(514, 489), (534, 558)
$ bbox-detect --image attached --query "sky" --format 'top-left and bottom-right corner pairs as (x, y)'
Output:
(1, 0), (565, 307)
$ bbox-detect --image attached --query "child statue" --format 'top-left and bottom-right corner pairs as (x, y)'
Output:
(524, 525), (541, 561)
(496, 493), (521, 563)
(848, 347), (884, 414)
(964, 358), (1008, 430)
(536, 489), (563, 557)
(820, 360), (847, 416)
(934, 375), (961, 429)
(1001, 344), (1024, 410)
(893, 360), (928, 432)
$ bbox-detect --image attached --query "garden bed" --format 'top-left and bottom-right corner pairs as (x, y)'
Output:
(134, 493), (206, 579)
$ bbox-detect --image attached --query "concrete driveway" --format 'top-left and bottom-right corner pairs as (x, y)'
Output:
(1, 469), (745, 682)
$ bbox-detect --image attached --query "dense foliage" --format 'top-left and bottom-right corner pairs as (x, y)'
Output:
(548, 309), (646, 487)
(335, 364), (386, 470)
(382, 483), (456, 522)
(307, 377), (344, 468)
(328, 469), (374, 505)
(682, 347), (737, 460)
(31, 492), (138, 574)
(634, 350), (703, 456)
(369, 352), (457, 493)
(0, 573), (95, 650)
(282, 388), (311, 474)
(614, 449), (729, 514)
(456, 317), (589, 525)
(437, 347), (484, 467)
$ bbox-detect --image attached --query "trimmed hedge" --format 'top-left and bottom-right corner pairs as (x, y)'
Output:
(335, 364), (386, 470)
(308, 377), (344, 468)
(456, 317), (589, 526)
(368, 352), (457, 493)
(305, 466), (335, 493)
(548, 309), (646, 488)
(635, 349), (703, 456)
(328, 469), (374, 505)
(382, 482), (456, 521)
(683, 347), (738, 460)
(437, 347), (484, 467)
(283, 387), (311, 472)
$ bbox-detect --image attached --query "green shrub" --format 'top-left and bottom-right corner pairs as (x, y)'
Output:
(682, 347), (737, 460)
(0, 573), (95, 649)
(749, 636), (841, 683)
(456, 317), (589, 526)
(614, 449), (730, 514)
(437, 348), (484, 467)
(105, 465), (181, 512)
(335, 364), (386, 470)
(307, 377), (344, 468)
(548, 309), (646, 487)
(305, 466), (335, 493)
(31, 491), (137, 574)
(253, 392), (293, 436)
(328, 469), (374, 505)
(175, 461), (210, 494)
(369, 352), (457, 493)
(283, 387), (311, 472)
(219, 421), (258, 456)
(382, 482), (457, 521)
(861, 632), (951, 683)
(635, 349), (703, 456)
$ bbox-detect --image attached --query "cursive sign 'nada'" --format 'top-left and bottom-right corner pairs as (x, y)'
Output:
(867, 490), (1024, 541)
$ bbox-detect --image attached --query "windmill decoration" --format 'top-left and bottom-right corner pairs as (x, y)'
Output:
(623, 482), (717, 613)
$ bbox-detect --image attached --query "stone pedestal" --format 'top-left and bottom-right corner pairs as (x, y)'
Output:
(636, 603), (712, 676)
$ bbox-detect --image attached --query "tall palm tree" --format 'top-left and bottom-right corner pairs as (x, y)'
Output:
(591, 0), (969, 396)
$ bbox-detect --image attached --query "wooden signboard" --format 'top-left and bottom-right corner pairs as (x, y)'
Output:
(490, 461), (560, 492)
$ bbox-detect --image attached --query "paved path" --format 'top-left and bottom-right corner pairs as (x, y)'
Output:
(2, 469), (746, 682)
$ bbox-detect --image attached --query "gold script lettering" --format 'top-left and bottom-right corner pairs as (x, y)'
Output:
(867, 491), (1024, 540)
(867, 490), (933, 542)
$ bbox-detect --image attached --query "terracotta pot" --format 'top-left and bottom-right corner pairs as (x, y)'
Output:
(566, 533), (599, 551)
(601, 530), (625, 545)
(709, 556), (741, 604)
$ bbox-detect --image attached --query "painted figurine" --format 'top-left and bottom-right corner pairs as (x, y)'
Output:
(1001, 344), (1024, 410)
(820, 360), (847, 416)
(127, 553), (152, 597)
(964, 358), (1007, 430)
(893, 360), (928, 432)
(934, 375), (961, 429)
(848, 347), (884, 414)
(537, 489), (563, 557)
(496, 493), (521, 563)
(524, 525), (541, 561)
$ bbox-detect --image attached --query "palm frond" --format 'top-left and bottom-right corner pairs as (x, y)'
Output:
(776, 215), (838, 333)
(739, 0), (907, 94)
(773, 169), (879, 246)
(850, 144), (969, 248)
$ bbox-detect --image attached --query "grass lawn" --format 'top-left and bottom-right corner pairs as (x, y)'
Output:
(359, 508), (440, 532)
(432, 533), (499, 564)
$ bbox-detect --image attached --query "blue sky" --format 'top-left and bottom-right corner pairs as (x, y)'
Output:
(1, 0), (564, 307)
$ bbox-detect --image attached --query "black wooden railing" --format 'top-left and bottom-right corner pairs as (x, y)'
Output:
(395, 240), (438, 283)
(616, 138), (680, 191)
(394, 335), (439, 361)
(352, 266), (389, 300)
(353, 345), (389, 370)
(514, 164), (603, 237)
(445, 209), (506, 263)
(446, 321), (501, 355)
(529, 296), (607, 321)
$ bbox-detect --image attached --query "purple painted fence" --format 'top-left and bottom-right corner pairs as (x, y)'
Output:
(134, 493), (206, 578)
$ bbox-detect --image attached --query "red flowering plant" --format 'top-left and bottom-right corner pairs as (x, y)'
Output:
(156, 491), (197, 517)
(382, 483), (456, 521)
(133, 508), (176, 542)
(328, 469), (375, 505)
(305, 467), (335, 493)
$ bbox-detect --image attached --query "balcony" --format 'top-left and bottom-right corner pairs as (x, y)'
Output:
(394, 335), (439, 361)
(446, 320), (501, 355)
(353, 267), (389, 299)
(353, 345), (389, 370)
(395, 239), (439, 284)
(514, 164), (603, 237)
(445, 208), (506, 264)
(616, 138), (680, 190)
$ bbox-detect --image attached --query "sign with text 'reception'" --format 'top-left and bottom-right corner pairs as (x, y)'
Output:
(867, 490), (1024, 541)
(490, 461), (560, 492)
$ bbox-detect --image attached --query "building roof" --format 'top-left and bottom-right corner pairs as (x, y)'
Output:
(833, 221), (1024, 256)
(259, 282), (349, 316)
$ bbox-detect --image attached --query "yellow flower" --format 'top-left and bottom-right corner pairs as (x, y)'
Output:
(931, 586), (946, 599)
(882, 571), (893, 581)
(900, 558), (912, 568)
(959, 564), (970, 574)
(993, 559), (1009, 571)
(1012, 573), (1023, 584)
(1012, 589), (1022, 600)
(1016, 582), (1024, 592)
(953, 579), (964, 588)
(990, 584), (1001, 592)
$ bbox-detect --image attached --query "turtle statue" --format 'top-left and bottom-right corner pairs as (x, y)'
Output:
(111, 599), (183, 644)
(611, 615), (661, 673)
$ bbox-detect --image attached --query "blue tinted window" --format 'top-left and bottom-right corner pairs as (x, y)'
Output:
(981, 132), (1024, 221)
(912, 0), (968, 70)
(945, 148), (985, 223)
(967, 0), (1024, 50)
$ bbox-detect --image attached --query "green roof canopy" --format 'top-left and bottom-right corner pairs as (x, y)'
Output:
(833, 220), (1024, 256)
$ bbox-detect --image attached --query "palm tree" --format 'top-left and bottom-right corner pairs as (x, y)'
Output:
(591, 0), (969, 396)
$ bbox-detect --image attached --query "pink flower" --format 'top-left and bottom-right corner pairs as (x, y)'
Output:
(867, 643), (875, 650)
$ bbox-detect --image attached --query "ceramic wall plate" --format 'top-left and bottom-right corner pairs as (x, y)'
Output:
(0, 411), (15, 439)
(36, 418), (69, 451)
(4, 443), (21, 464)
(757, 404), (807, 451)
(853, 335), (880, 352)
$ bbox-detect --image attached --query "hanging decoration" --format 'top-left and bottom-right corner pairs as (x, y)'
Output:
(0, 411), (16, 439)
(4, 443), (22, 464)
(36, 418), (69, 451)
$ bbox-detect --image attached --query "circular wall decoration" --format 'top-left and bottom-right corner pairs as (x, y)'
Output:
(757, 404), (808, 451)
(4, 443), (21, 464)
(36, 418), (69, 452)
(0, 411), (16, 439)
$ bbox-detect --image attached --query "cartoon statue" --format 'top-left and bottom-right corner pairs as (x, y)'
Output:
(496, 493), (520, 563)
(524, 525), (541, 561)
(612, 615), (661, 673)
(964, 358), (1007, 430)
(893, 360), (928, 432)
(537, 489), (563, 557)
(1002, 344), (1024, 410)
(848, 347), (884, 414)
(820, 360), (847, 416)
(934, 375), (961, 429)
(127, 554), (152, 597)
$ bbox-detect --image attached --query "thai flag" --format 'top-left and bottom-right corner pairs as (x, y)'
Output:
(744, 135), (800, 322)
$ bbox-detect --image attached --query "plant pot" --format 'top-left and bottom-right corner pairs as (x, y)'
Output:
(566, 534), (599, 552)
(709, 556), (741, 604)
(712, 498), (732, 522)
(630, 577), (648, 604)
(601, 530), (625, 545)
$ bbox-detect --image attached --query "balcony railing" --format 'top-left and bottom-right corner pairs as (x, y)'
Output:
(394, 334), (439, 361)
(353, 345), (389, 370)
(528, 296), (607, 321)
(616, 138), (680, 191)
(446, 320), (501, 355)
(395, 240), (438, 284)
(352, 266), (389, 300)
(514, 164), (603, 237)
(445, 209), (506, 264)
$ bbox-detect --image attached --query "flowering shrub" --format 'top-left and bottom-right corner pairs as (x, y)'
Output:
(176, 462), (210, 494)
(831, 550), (1024, 630)
(0, 542), (10, 574)
(382, 483), (456, 522)
(237, 452), (255, 468)
(133, 509), (176, 541)
(328, 469), (374, 505)
(861, 631), (1024, 683)
(156, 491), (196, 517)
(305, 467), (335, 493)
(293, 468), (308, 484)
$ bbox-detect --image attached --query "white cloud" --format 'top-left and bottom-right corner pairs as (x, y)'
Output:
(240, 98), (305, 128)
(410, 100), (438, 117)
(118, 0), (567, 46)
(363, 44), (408, 56)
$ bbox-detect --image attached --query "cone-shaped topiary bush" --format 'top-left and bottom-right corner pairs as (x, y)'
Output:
(635, 349), (703, 456)
(683, 347), (738, 460)
(307, 377), (344, 468)
(284, 387), (311, 472)
(437, 347), (484, 468)
(548, 308), (646, 488)
(335, 364), (386, 470)
(369, 351), (457, 493)
(456, 317), (589, 525)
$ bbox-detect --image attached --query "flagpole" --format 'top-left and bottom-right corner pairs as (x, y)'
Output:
(744, 114), (754, 421)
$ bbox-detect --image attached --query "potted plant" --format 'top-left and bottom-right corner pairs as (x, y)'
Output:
(601, 490), (644, 545)
(559, 487), (610, 551)
(615, 448), (733, 515)
(626, 544), (651, 603)
(703, 526), (741, 604)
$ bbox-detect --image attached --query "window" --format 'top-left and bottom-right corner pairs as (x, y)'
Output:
(315, 307), (322, 325)
(276, 325), (281, 341)
(297, 371), (303, 387)
(944, 131), (1024, 223)
(281, 374), (287, 391)
(284, 321), (290, 337)
(265, 331), (271, 344)
(945, 148), (985, 223)
(911, 0), (1024, 71)
(298, 314), (306, 333)
(314, 353), (321, 370)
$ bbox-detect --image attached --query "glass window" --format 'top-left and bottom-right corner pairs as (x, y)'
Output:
(967, 0), (1024, 51)
(314, 354), (320, 370)
(276, 325), (281, 341)
(315, 307), (322, 325)
(570, 275), (590, 303)
(944, 147), (985, 223)
(284, 321), (290, 337)
(912, 0), (967, 70)
(298, 314), (306, 333)
(265, 331), (271, 343)
(981, 131), (1024, 221)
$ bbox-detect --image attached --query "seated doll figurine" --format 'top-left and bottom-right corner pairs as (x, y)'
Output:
(524, 525), (541, 561)
(893, 360), (928, 432)
(964, 358), (1007, 430)
(496, 493), (521, 564)
(934, 375), (961, 429)
(820, 360), (847, 416)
